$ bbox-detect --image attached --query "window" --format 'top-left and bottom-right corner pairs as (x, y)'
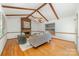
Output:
(0, 13), (2, 37)
(45, 23), (55, 31)
(0, 12), (6, 38)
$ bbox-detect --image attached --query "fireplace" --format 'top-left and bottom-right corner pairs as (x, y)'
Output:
(25, 31), (31, 38)
(25, 32), (30, 34)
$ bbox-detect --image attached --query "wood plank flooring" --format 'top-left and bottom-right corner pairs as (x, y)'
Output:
(1, 38), (78, 56)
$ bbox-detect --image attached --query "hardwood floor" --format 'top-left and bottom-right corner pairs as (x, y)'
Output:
(1, 38), (78, 56)
(1, 39), (24, 56)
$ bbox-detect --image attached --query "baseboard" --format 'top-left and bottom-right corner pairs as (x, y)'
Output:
(52, 37), (75, 43)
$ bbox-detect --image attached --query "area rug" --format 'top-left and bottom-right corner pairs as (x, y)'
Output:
(19, 39), (32, 51)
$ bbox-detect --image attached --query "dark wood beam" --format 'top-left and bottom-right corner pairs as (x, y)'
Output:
(49, 3), (59, 19)
(26, 3), (47, 19)
(6, 14), (30, 16)
(31, 15), (42, 19)
(37, 11), (48, 21)
(2, 5), (36, 10)
(31, 15), (41, 23)
(31, 15), (36, 18)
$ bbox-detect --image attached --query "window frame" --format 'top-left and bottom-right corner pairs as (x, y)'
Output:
(0, 12), (6, 38)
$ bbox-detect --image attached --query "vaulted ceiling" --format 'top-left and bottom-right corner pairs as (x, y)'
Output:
(1, 3), (78, 23)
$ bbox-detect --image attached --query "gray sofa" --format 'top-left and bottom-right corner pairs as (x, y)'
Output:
(29, 32), (52, 47)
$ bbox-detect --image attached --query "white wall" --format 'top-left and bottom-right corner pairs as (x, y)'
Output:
(5, 15), (76, 42)
(31, 20), (45, 35)
(6, 16), (21, 32)
(0, 5), (7, 55)
(55, 16), (76, 42)
(6, 16), (45, 39)
(45, 16), (76, 42)
(6, 16), (21, 39)
(0, 35), (7, 55)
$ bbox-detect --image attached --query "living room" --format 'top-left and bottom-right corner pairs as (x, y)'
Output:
(0, 3), (79, 56)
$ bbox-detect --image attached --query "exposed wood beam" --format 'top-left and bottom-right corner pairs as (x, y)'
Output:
(26, 3), (47, 19)
(31, 15), (41, 22)
(31, 15), (41, 23)
(49, 3), (59, 19)
(2, 5), (36, 10)
(37, 11), (48, 21)
(31, 15), (37, 19)
(31, 15), (42, 19)
(6, 14), (30, 16)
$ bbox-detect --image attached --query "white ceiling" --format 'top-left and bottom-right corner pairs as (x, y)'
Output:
(39, 4), (57, 21)
(2, 3), (43, 9)
(1, 3), (79, 22)
(2, 3), (43, 14)
(54, 3), (77, 18)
